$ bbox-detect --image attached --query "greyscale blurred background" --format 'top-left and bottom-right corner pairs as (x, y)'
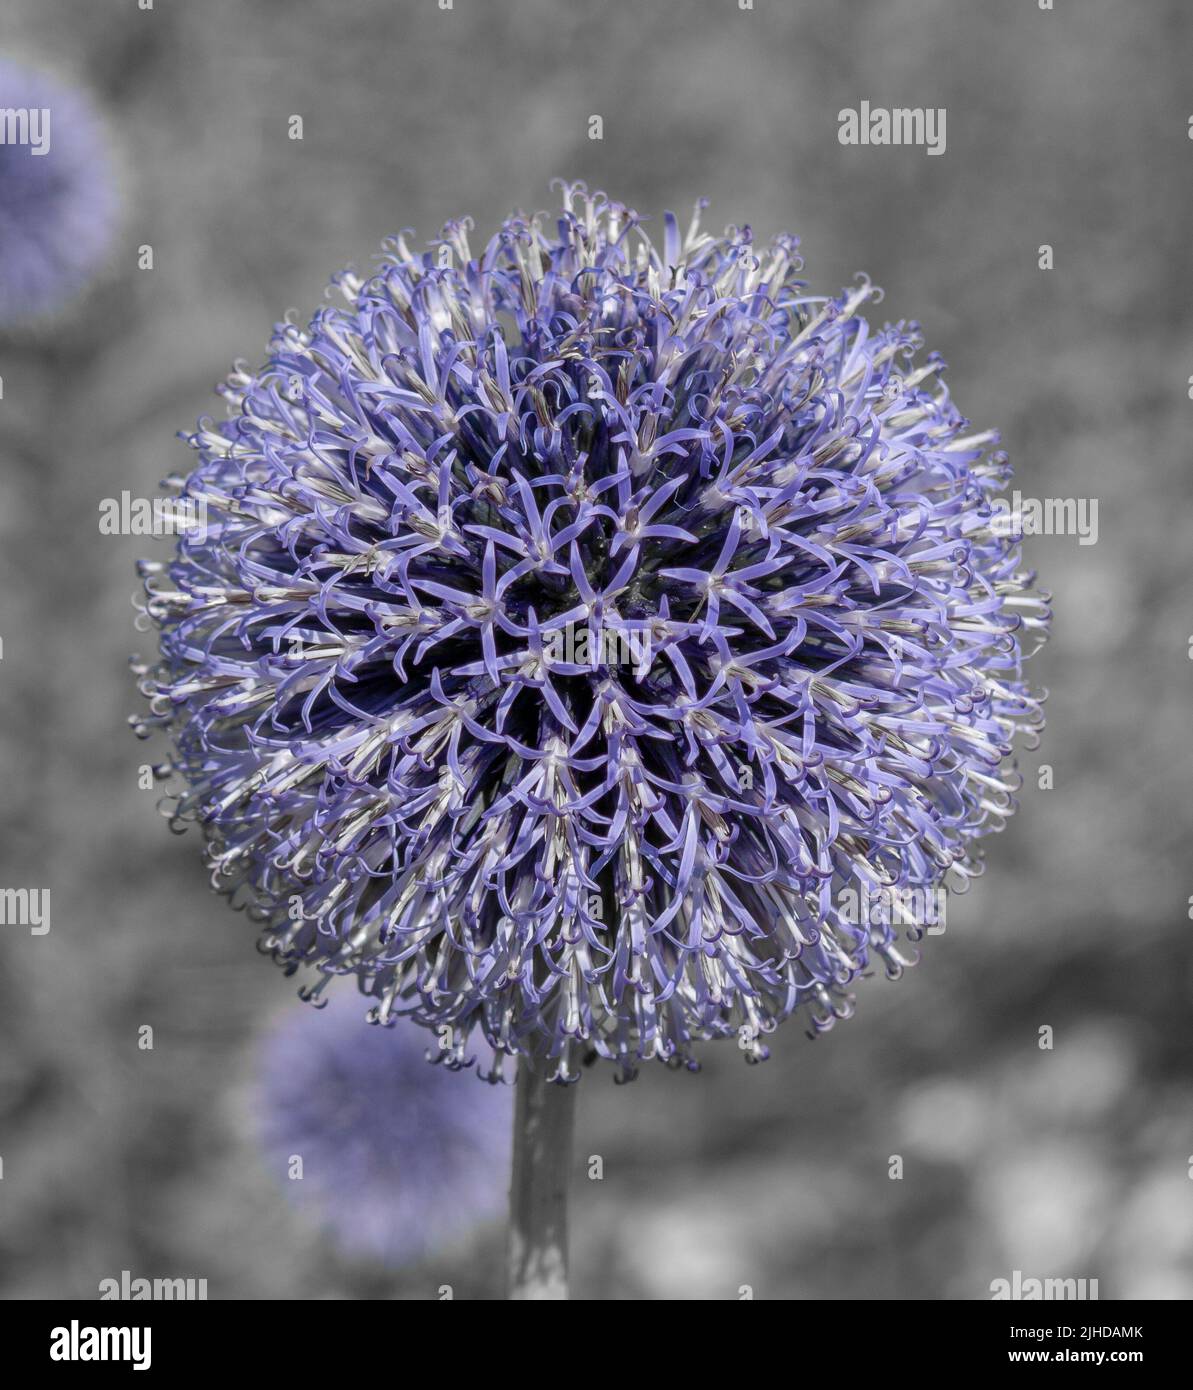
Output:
(1, 0), (1190, 1300)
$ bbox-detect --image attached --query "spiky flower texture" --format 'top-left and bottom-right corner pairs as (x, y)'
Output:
(136, 186), (1047, 1082)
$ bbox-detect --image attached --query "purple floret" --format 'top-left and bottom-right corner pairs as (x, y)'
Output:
(255, 995), (511, 1264)
(136, 183), (1048, 1081)
(0, 58), (117, 323)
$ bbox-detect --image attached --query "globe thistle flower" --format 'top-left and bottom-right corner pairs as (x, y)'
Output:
(135, 183), (1047, 1084)
(0, 57), (118, 324)
(254, 995), (511, 1265)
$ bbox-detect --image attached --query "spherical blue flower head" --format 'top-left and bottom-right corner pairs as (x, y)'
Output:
(136, 184), (1048, 1082)
(0, 58), (118, 324)
(255, 995), (511, 1264)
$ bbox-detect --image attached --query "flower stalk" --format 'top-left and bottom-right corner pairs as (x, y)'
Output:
(507, 1057), (576, 1300)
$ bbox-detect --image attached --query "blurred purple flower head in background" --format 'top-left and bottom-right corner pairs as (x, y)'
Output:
(255, 995), (511, 1264)
(0, 57), (118, 324)
(135, 183), (1048, 1082)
